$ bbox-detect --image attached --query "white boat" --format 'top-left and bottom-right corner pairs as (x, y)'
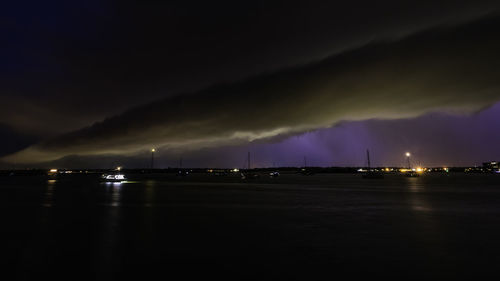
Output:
(101, 173), (126, 182)
(269, 171), (280, 177)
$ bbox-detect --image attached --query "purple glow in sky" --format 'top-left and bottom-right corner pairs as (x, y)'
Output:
(10, 101), (499, 169)
(153, 102), (500, 168)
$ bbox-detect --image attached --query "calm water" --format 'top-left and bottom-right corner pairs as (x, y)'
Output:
(2, 173), (500, 280)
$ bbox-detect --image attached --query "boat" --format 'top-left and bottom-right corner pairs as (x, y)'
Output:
(362, 171), (384, 179)
(47, 168), (59, 179)
(300, 156), (314, 176)
(405, 171), (420, 177)
(299, 168), (315, 176)
(176, 158), (189, 177)
(241, 172), (259, 180)
(101, 167), (126, 182)
(403, 152), (420, 177)
(101, 173), (126, 182)
(241, 152), (259, 180)
(362, 150), (384, 179)
(269, 171), (280, 178)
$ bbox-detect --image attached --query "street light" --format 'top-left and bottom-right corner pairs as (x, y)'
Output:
(405, 152), (411, 169)
(151, 148), (156, 169)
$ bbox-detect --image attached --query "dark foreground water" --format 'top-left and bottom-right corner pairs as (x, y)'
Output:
(2, 173), (500, 280)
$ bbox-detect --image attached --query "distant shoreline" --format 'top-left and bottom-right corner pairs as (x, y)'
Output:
(0, 166), (496, 175)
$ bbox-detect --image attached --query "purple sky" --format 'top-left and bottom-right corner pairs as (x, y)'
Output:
(3, 95), (499, 170)
(145, 102), (500, 169)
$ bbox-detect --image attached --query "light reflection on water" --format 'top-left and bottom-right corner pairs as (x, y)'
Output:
(104, 182), (122, 207)
(406, 176), (447, 261)
(42, 179), (56, 207)
(97, 181), (124, 276)
(144, 180), (156, 207)
(407, 178), (432, 212)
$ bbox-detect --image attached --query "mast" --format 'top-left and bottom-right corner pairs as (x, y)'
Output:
(366, 149), (371, 169)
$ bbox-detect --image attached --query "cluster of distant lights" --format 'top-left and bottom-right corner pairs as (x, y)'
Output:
(207, 168), (240, 173)
(357, 152), (449, 174)
(49, 169), (75, 174)
(48, 169), (94, 174)
(358, 167), (449, 172)
(45, 152), (498, 174)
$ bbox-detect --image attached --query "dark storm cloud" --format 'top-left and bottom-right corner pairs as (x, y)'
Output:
(4, 15), (500, 164)
(0, 124), (39, 158)
(1, 1), (499, 136)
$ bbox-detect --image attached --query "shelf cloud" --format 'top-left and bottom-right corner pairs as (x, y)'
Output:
(4, 16), (500, 164)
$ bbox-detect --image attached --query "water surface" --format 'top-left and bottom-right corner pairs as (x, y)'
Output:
(2, 173), (500, 280)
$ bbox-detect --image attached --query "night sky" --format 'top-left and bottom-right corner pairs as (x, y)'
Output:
(2, 1), (500, 168)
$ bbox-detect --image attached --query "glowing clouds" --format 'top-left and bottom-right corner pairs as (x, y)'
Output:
(4, 16), (500, 164)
